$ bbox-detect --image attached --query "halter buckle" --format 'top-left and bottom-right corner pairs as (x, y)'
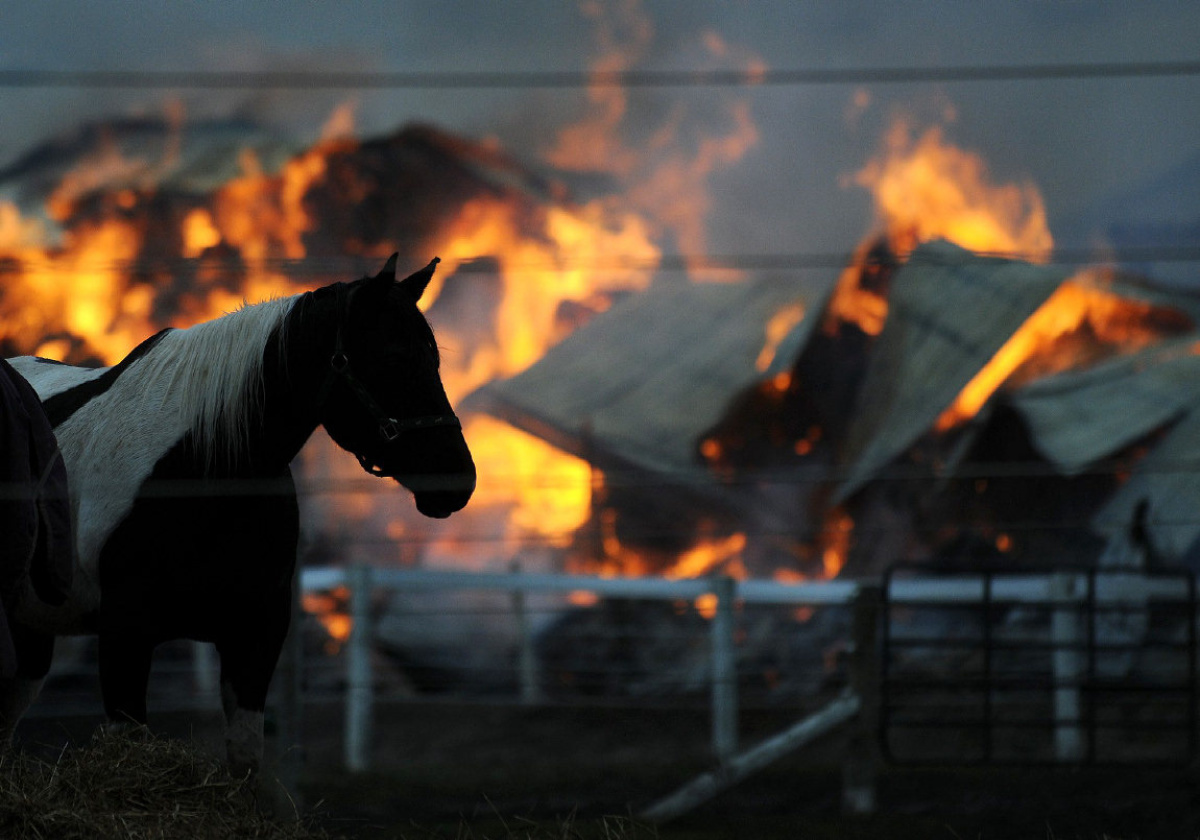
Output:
(380, 418), (401, 442)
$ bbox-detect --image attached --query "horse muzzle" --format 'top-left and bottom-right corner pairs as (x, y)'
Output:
(403, 470), (477, 519)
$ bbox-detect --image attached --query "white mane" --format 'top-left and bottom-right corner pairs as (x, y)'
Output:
(132, 296), (299, 468)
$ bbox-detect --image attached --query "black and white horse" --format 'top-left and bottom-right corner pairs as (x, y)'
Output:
(1, 255), (475, 772)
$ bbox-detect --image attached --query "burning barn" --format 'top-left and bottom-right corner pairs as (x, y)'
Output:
(475, 236), (1200, 585)
(3, 98), (1200, 685)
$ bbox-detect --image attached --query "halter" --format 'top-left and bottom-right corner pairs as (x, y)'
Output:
(319, 282), (461, 478)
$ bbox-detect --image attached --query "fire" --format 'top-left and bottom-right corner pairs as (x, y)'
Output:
(302, 586), (352, 655)
(542, 0), (760, 278)
(0, 131), (340, 363)
(661, 532), (746, 619)
(819, 507), (853, 579)
(827, 118), (1055, 338)
(664, 532), (747, 580)
(756, 303), (805, 372)
(935, 273), (1174, 431)
(823, 239), (891, 337)
(429, 196), (660, 401)
(464, 415), (594, 547)
(854, 120), (1053, 262)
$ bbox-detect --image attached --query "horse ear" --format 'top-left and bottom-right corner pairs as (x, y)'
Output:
(357, 253), (400, 302)
(376, 253), (399, 283)
(398, 256), (441, 303)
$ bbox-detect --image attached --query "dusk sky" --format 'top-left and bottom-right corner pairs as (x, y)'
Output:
(2, 1), (1198, 280)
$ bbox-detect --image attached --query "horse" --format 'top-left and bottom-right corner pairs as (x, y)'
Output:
(1, 255), (475, 773)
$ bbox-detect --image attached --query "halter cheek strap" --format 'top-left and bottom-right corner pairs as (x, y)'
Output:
(320, 283), (461, 476)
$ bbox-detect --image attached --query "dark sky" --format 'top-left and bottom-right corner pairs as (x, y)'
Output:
(2, 1), (1197, 277)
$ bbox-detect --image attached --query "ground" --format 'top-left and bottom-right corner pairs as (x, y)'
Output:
(15, 699), (1200, 839)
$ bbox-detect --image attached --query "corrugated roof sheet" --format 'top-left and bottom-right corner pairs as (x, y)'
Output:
(1011, 334), (1200, 475)
(471, 274), (816, 481)
(835, 240), (1070, 500)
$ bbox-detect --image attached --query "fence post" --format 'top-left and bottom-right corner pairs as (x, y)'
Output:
(510, 563), (543, 706)
(345, 563), (374, 772)
(710, 575), (738, 764)
(191, 640), (217, 696)
(1052, 572), (1083, 762)
(843, 582), (880, 814)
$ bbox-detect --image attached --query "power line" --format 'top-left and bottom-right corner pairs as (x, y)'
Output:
(2, 245), (1200, 278)
(0, 61), (1198, 90)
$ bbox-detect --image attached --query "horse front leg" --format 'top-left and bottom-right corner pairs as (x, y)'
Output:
(216, 588), (291, 777)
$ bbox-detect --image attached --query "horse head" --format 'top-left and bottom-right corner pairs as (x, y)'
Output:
(317, 255), (475, 518)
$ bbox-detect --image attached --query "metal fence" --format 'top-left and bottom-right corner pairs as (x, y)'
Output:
(29, 564), (1199, 781)
(882, 566), (1198, 766)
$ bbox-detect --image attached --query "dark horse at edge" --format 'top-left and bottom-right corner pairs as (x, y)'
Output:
(1, 255), (475, 772)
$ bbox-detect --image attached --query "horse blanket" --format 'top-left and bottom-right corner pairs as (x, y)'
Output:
(0, 358), (73, 676)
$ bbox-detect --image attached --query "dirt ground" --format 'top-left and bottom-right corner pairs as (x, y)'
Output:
(16, 699), (1200, 840)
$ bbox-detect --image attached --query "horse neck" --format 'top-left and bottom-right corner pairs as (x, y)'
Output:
(252, 291), (340, 472)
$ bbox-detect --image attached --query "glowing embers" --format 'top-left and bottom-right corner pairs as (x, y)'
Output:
(301, 586), (351, 655)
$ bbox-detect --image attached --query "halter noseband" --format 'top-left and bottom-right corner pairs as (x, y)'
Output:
(320, 282), (461, 477)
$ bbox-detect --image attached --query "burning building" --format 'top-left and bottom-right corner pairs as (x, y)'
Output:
(470, 120), (1200, 587)
(4, 100), (1200, 596)
(3, 91), (1200, 704)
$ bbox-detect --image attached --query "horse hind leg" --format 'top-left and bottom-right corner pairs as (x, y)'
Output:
(0, 621), (56, 747)
(0, 676), (43, 748)
(218, 669), (266, 778)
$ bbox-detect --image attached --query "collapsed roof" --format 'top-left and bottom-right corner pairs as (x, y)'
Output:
(474, 238), (1200, 562)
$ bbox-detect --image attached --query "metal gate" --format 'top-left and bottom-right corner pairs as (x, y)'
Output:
(881, 566), (1197, 765)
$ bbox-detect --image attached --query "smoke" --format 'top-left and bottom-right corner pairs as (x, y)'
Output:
(3, 2), (1197, 274)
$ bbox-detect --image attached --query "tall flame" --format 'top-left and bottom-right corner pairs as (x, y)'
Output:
(826, 119), (1055, 339)
(855, 120), (1053, 262)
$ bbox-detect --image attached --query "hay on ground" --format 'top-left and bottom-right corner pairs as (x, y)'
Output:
(0, 729), (335, 840)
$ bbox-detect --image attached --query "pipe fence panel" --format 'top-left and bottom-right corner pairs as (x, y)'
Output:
(881, 565), (1198, 766)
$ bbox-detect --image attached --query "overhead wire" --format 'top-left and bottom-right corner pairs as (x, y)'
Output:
(2, 246), (1200, 278)
(0, 60), (1198, 89)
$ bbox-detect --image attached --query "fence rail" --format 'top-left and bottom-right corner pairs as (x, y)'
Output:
(301, 565), (863, 770)
(299, 565), (1200, 773)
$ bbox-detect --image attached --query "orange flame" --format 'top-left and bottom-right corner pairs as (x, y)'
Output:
(820, 507), (853, 579)
(855, 120), (1053, 262)
(302, 586), (352, 655)
(756, 303), (805, 372)
(664, 532), (747, 580)
(828, 117), (1055, 338)
(542, 0), (760, 279)
(464, 415), (594, 547)
(935, 273), (1173, 430)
